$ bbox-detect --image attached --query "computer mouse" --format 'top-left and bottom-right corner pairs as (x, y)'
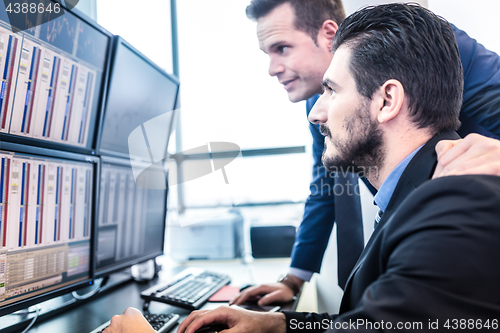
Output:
(239, 283), (254, 292)
(194, 324), (229, 333)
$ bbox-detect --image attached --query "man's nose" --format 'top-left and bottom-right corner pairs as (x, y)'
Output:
(268, 56), (285, 77)
(308, 95), (328, 124)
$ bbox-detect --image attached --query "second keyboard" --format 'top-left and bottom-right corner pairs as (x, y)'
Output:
(141, 267), (231, 310)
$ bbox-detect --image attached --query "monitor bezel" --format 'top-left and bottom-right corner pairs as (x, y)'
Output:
(95, 35), (180, 160)
(94, 155), (168, 278)
(0, 142), (100, 317)
(0, 0), (113, 155)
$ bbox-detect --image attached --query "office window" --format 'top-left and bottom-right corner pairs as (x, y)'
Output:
(73, 0), (97, 20)
(428, 0), (500, 55)
(96, 0), (174, 73)
(176, 0), (311, 150)
(179, 154), (310, 207)
(174, 0), (313, 212)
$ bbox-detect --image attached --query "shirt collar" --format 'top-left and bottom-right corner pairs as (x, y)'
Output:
(373, 145), (423, 213)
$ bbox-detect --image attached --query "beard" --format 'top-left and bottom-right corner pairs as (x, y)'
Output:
(321, 105), (385, 177)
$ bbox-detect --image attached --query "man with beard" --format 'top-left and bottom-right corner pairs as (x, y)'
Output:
(229, 0), (500, 309)
(174, 4), (500, 332)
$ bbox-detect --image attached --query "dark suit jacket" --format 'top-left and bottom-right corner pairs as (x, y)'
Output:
(293, 24), (500, 289)
(284, 131), (500, 332)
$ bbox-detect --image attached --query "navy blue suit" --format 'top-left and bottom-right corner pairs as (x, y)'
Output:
(290, 25), (500, 288)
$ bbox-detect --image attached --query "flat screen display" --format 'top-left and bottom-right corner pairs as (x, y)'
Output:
(98, 37), (179, 160)
(0, 1), (111, 151)
(95, 156), (167, 277)
(0, 145), (97, 315)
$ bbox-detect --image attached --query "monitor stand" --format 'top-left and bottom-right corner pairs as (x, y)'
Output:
(131, 259), (158, 282)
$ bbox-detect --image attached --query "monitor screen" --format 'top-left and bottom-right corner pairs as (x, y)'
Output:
(0, 1), (111, 151)
(0, 144), (97, 315)
(95, 156), (167, 277)
(98, 37), (179, 160)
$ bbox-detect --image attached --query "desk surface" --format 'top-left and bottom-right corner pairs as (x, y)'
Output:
(16, 258), (291, 333)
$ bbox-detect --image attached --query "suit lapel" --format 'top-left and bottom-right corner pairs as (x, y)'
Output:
(380, 131), (460, 226)
(340, 131), (461, 307)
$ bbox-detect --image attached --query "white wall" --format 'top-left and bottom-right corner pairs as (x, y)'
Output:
(342, 0), (500, 55)
(428, 0), (500, 54)
(342, 0), (428, 15)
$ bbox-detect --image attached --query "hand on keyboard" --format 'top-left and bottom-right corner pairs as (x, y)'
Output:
(103, 307), (158, 333)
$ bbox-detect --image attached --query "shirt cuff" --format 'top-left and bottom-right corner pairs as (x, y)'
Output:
(289, 267), (314, 282)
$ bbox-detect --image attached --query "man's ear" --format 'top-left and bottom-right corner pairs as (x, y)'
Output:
(373, 79), (405, 124)
(318, 20), (338, 50)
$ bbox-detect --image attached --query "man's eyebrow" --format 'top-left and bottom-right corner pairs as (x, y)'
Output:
(259, 41), (283, 54)
(322, 78), (340, 91)
(268, 41), (286, 51)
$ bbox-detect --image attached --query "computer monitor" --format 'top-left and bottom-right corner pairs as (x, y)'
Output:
(94, 156), (167, 277)
(97, 36), (179, 160)
(0, 1), (112, 154)
(0, 142), (98, 316)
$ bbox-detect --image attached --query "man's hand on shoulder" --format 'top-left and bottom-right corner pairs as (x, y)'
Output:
(103, 307), (155, 333)
(434, 133), (500, 178)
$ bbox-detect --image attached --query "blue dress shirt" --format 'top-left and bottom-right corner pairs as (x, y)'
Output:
(374, 146), (423, 214)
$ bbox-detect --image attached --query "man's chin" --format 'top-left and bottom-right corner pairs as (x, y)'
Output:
(322, 153), (357, 174)
(322, 153), (340, 171)
(286, 89), (313, 103)
(287, 93), (302, 103)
